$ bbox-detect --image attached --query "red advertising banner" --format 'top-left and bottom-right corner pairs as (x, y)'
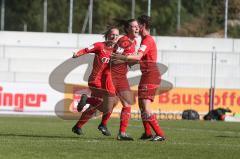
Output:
(0, 82), (62, 115)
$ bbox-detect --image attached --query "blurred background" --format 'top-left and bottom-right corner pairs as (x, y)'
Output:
(1, 0), (240, 38)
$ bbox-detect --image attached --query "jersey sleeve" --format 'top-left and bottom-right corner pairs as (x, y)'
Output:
(115, 36), (136, 56)
(138, 38), (151, 56)
(75, 42), (101, 56)
(114, 37), (127, 54)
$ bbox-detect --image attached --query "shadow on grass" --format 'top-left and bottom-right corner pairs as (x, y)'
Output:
(216, 135), (240, 139)
(0, 133), (115, 141)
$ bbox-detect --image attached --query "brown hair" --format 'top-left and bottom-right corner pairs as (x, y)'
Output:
(114, 18), (137, 34)
(137, 15), (151, 30)
(103, 25), (119, 40)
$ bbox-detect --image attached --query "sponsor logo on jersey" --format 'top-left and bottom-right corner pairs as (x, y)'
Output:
(139, 45), (147, 52)
(101, 57), (110, 63)
(115, 47), (124, 54)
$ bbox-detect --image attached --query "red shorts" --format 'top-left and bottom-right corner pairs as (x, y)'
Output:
(88, 73), (116, 98)
(111, 62), (130, 92)
(138, 84), (159, 102)
(138, 73), (161, 102)
(112, 74), (130, 92)
(102, 72), (116, 95)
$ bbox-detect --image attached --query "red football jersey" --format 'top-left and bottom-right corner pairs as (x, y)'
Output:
(138, 35), (160, 84)
(111, 35), (137, 76)
(76, 42), (113, 88)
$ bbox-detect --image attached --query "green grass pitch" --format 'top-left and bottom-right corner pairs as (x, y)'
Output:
(0, 115), (240, 159)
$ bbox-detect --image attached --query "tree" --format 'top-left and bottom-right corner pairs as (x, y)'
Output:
(47, 0), (68, 32)
(5, 0), (42, 31)
(2, 0), (240, 37)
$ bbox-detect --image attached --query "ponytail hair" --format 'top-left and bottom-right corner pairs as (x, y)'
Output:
(114, 18), (137, 34)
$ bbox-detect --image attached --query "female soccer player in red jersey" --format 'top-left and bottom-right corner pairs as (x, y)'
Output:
(71, 26), (119, 136)
(110, 19), (139, 140)
(112, 15), (165, 141)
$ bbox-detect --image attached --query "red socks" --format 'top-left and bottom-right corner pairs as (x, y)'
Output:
(86, 97), (104, 112)
(101, 112), (112, 126)
(141, 112), (152, 136)
(86, 97), (102, 107)
(148, 114), (165, 137)
(119, 106), (131, 133)
(141, 112), (165, 137)
(76, 107), (96, 128)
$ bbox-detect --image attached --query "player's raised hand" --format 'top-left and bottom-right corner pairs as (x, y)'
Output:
(72, 52), (78, 58)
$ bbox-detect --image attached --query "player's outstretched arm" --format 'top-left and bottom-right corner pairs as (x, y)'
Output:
(72, 49), (88, 58)
(72, 52), (79, 58)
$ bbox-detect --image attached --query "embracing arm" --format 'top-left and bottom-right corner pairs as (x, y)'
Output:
(125, 52), (143, 61)
(111, 59), (126, 64)
(111, 52), (143, 62)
